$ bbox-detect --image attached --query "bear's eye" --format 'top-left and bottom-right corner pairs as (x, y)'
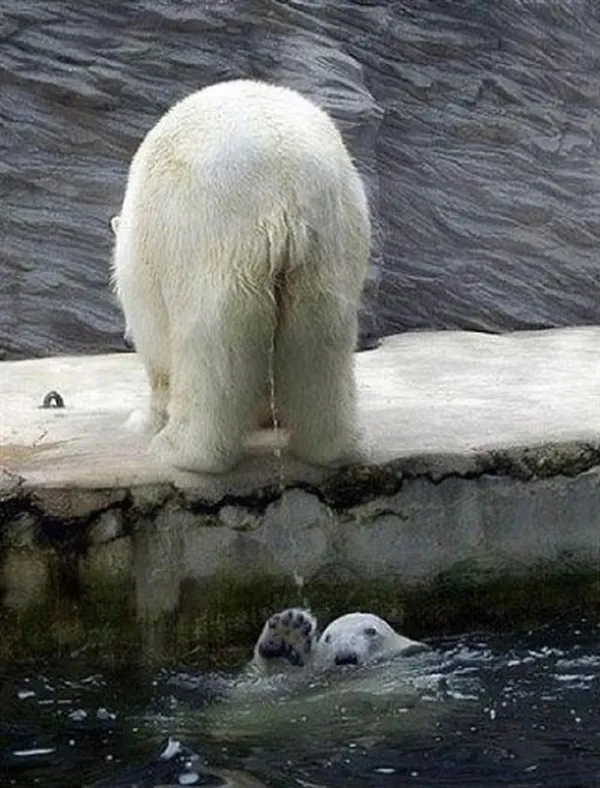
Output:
(364, 626), (378, 637)
(324, 634), (331, 644)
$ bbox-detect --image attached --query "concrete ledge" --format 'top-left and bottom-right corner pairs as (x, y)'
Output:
(1, 328), (599, 665)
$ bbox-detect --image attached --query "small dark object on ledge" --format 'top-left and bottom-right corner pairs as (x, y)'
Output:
(41, 390), (65, 409)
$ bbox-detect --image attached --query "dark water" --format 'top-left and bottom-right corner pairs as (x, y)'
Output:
(2, 617), (599, 787)
(2, 0), (600, 360)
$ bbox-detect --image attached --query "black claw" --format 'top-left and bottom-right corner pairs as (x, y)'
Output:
(300, 620), (312, 635)
(281, 611), (293, 626)
(287, 646), (304, 667)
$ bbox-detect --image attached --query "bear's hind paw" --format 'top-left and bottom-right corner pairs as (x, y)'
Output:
(151, 429), (241, 474)
(125, 407), (166, 437)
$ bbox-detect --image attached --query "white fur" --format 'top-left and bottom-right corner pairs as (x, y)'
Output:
(251, 609), (427, 677)
(314, 612), (426, 670)
(111, 79), (370, 473)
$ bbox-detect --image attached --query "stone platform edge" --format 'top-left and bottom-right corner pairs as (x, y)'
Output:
(1, 438), (600, 523)
(1, 439), (599, 667)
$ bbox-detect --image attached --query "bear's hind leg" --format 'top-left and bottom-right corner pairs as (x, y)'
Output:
(127, 367), (170, 436)
(151, 290), (275, 474)
(275, 284), (366, 467)
(116, 265), (171, 437)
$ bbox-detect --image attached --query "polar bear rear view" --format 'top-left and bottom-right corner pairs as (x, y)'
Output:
(112, 79), (370, 473)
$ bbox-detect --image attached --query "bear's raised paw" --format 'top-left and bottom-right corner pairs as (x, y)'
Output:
(256, 608), (317, 669)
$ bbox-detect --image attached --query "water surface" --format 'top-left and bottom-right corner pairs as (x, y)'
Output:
(1, 616), (598, 787)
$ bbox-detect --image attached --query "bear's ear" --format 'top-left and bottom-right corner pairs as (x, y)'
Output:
(110, 215), (120, 236)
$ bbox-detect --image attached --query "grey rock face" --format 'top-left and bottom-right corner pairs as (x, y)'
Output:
(2, 0), (599, 359)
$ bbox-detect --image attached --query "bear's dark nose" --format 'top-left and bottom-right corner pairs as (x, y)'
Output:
(334, 651), (359, 666)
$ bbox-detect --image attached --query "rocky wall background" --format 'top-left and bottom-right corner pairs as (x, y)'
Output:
(2, 0), (599, 359)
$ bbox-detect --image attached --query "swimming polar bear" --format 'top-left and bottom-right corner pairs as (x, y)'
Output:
(164, 608), (432, 746)
(111, 79), (371, 474)
(251, 607), (428, 677)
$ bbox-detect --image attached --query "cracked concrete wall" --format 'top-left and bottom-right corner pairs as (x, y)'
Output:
(1, 458), (599, 665)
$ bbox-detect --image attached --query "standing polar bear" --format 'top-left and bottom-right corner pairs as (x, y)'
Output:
(112, 79), (371, 473)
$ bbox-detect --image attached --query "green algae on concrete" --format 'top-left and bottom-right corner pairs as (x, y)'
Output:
(0, 573), (136, 667)
(1, 562), (599, 669)
(1, 466), (599, 665)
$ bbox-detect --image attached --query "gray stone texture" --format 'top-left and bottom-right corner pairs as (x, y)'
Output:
(2, 1), (600, 360)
